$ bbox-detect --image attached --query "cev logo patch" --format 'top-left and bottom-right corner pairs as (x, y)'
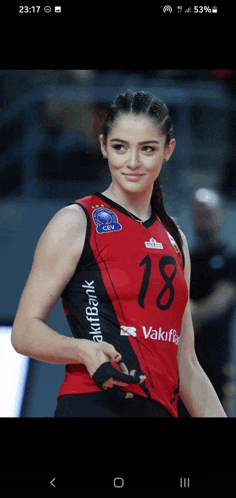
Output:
(92, 207), (122, 233)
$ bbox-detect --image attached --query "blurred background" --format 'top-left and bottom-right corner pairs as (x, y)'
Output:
(1, 69), (236, 417)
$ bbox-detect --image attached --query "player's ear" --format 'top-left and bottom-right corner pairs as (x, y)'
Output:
(164, 138), (176, 162)
(99, 134), (108, 158)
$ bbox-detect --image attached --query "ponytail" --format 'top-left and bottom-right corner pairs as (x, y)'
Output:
(151, 177), (183, 250)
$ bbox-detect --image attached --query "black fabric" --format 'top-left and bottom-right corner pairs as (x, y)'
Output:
(54, 392), (173, 418)
(92, 362), (143, 389)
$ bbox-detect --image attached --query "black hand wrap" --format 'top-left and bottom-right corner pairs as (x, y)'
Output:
(92, 362), (142, 389)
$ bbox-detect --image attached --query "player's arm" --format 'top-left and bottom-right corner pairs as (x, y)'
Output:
(177, 231), (227, 417)
(11, 204), (144, 389)
(11, 204), (90, 364)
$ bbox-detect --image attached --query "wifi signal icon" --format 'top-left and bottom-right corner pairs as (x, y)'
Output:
(163, 5), (172, 12)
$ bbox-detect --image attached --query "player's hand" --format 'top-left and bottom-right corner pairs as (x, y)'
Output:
(119, 362), (139, 399)
(78, 339), (146, 392)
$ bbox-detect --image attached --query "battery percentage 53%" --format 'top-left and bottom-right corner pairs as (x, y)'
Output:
(194, 6), (212, 12)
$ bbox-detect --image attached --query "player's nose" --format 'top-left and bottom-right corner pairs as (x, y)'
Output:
(127, 149), (142, 169)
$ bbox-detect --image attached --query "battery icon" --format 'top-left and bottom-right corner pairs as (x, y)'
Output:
(212, 6), (217, 13)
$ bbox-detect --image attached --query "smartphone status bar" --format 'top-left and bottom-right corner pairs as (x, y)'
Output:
(163, 5), (218, 13)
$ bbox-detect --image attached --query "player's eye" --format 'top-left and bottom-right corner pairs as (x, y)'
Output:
(142, 146), (155, 153)
(112, 144), (126, 151)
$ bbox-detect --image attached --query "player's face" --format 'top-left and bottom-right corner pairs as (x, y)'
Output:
(99, 114), (175, 196)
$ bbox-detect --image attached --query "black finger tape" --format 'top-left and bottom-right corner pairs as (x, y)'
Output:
(92, 362), (141, 389)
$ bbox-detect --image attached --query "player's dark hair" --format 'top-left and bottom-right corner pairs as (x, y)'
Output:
(102, 90), (183, 249)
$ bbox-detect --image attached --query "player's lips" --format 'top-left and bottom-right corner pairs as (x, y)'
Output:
(123, 174), (145, 181)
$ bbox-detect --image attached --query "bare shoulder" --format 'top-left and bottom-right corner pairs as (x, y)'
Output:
(33, 202), (87, 270)
(45, 203), (86, 233)
(38, 203), (86, 246)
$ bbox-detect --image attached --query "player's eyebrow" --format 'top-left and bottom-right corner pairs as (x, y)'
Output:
(110, 138), (160, 144)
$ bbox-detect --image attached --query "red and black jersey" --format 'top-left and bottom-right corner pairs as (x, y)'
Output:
(57, 193), (188, 417)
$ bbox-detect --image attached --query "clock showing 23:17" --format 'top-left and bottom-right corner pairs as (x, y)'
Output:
(19, 6), (42, 13)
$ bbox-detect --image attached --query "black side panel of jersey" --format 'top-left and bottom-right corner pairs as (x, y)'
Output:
(61, 203), (151, 398)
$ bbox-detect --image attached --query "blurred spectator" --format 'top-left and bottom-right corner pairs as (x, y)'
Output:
(220, 110), (236, 200)
(211, 71), (236, 199)
(36, 70), (106, 182)
(178, 188), (236, 416)
(0, 70), (104, 194)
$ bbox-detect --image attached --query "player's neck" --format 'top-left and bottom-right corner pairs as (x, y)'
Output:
(102, 184), (152, 221)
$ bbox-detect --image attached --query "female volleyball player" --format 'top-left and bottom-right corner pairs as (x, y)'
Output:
(11, 91), (227, 417)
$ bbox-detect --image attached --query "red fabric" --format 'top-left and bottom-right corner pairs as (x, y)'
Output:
(57, 194), (188, 417)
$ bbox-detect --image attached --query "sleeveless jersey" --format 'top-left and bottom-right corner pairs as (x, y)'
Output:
(57, 193), (188, 417)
